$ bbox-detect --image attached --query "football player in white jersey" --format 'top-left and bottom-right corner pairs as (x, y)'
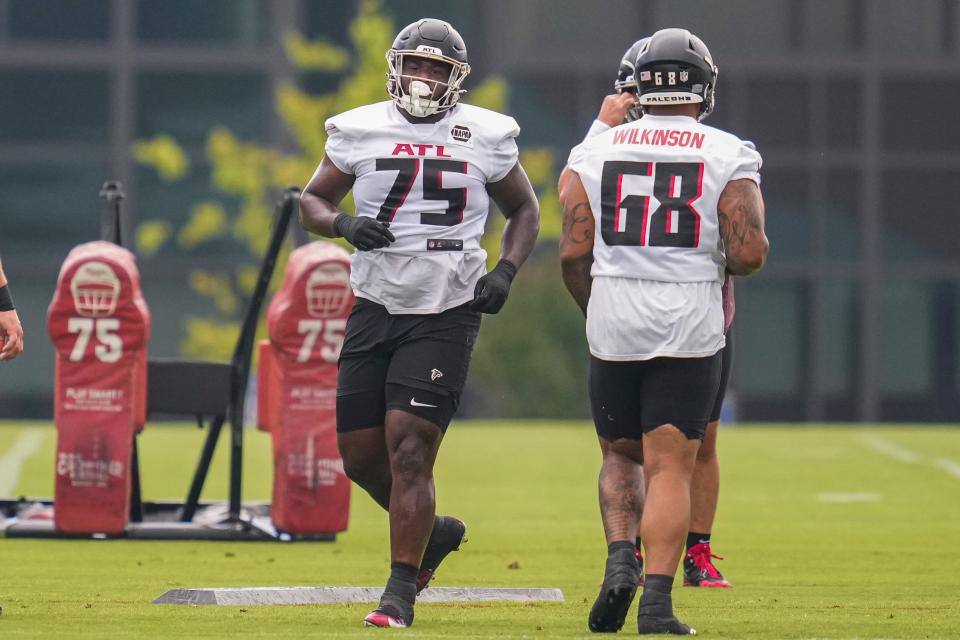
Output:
(300, 18), (540, 629)
(562, 38), (737, 591)
(560, 29), (768, 635)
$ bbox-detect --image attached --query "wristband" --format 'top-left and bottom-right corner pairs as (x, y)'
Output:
(0, 284), (13, 311)
(332, 212), (351, 238)
(495, 259), (518, 282)
(584, 119), (611, 141)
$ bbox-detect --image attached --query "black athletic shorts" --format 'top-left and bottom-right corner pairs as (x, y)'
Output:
(589, 351), (722, 441)
(708, 329), (734, 423)
(336, 298), (481, 432)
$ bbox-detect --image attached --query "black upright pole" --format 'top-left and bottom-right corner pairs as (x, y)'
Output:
(99, 181), (127, 247)
(227, 187), (300, 520)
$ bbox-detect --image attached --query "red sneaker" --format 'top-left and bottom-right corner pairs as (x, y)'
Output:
(636, 547), (645, 587)
(683, 543), (732, 588)
(363, 605), (411, 628)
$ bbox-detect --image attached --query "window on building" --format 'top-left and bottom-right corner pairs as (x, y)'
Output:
(815, 280), (855, 395)
(733, 278), (803, 395)
(136, 0), (266, 46)
(824, 169), (861, 260)
(380, 0), (483, 49)
(9, 0), (110, 42)
(0, 71), (109, 143)
(746, 77), (811, 150)
(0, 162), (109, 258)
(825, 77), (861, 150)
(760, 168), (810, 262)
(802, 0), (859, 52)
(882, 78), (960, 152)
(879, 279), (932, 395)
(137, 72), (268, 144)
(301, 0), (356, 45)
(881, 169), (954, 262)
(876, 0), (943, 57)
(656, 0), (793, 56)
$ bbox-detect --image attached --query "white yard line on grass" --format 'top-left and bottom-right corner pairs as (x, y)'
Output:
(934, 459), (960, 480)
(862, 434), (960, 482)
(861, 435), (921, 463)
(0, 429), (46, 496)
(817, 492), (883, 503)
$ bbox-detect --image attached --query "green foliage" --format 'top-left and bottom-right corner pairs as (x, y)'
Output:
(282, 32), (350, 72)
(134, 220), (172, 258)
(132, 135), (189, 181)
(132, 0), (568, 412)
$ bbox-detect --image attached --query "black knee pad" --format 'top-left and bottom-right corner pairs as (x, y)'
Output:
(336, 390), (386, 432)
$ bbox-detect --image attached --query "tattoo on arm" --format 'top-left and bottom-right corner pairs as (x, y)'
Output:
(560, 198), (595, 316)
(562, 202), (595, 245)
(717, 179), (768, 275)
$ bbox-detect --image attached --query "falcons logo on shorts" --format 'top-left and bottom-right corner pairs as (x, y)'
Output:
(431, 369), (443, 381)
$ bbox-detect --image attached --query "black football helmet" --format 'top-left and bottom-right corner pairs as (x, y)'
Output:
(386, 19), (471, 117)
(633, 28), (718, 120)
(613, 37), (650, 122)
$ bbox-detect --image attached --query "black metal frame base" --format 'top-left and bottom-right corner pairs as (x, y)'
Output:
(0, 499), (336, 541)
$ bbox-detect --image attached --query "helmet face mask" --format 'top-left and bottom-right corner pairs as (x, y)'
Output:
(386, 20), (471, 117)
(633, 28), (718, 120)
(614, 38), (649, 123)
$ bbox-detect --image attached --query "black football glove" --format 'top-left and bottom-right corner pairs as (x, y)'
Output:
(470, 259), (518, 314)
(334, 213), (395, 251)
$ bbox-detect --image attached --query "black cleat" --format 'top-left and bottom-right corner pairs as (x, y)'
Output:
(638, 613), (697, 635)
(588, 549), (640, 632)
(416, 516), (467, 593)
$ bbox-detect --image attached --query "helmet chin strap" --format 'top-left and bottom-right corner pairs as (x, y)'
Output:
(399, 79), (441, 117)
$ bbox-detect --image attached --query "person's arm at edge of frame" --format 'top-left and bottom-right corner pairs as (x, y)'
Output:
(717, 178), (769, 276)
(0, 256), (24, 361)
(473, 162), (541, 314)
(558, 170), (595, 317)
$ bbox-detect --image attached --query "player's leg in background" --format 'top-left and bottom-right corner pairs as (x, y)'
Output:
(689, 420), (719, 537)
(686, 330), (733, 587)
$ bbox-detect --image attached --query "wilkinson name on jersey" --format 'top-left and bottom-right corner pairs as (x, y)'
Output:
(612, 127), (705, 149)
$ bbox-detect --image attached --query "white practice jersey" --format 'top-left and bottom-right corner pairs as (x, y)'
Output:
(323, 100), (519, 314)
(568, 114), (761, 360)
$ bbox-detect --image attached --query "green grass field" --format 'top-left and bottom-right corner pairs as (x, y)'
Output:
(1, 421), (958, 639)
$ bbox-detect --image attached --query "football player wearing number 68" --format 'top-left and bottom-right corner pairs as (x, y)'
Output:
(560, 29), (767, 635)
(299, 18), (539, 629)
